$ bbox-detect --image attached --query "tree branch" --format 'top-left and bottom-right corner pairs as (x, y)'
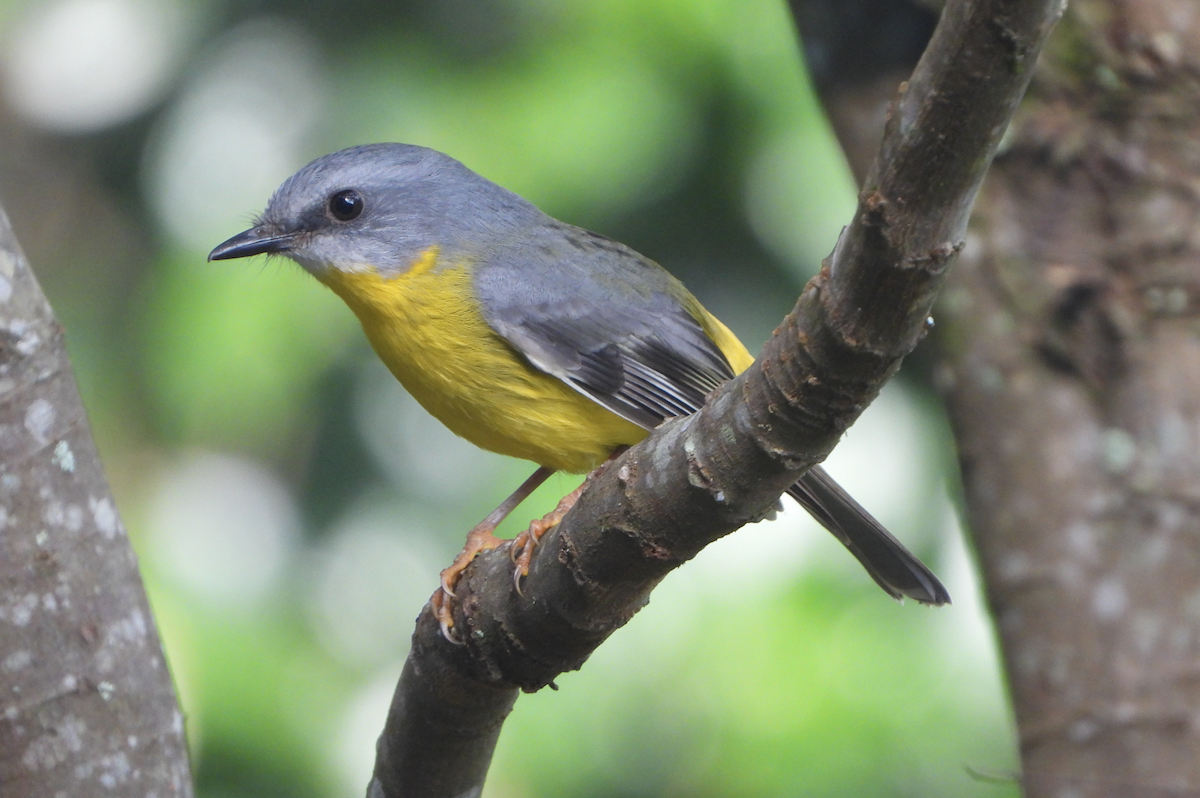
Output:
(370, 1), (1064, 796)
(0, 207), (193, 795)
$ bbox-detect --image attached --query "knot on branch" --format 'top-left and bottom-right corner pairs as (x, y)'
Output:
(861, 189), (891, 228)
(905, 240), (965, 273)
(746, 296), (896, 473)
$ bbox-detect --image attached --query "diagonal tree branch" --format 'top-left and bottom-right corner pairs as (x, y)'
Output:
(370, 1), (1065, 796)
(0, 208), (193, 796)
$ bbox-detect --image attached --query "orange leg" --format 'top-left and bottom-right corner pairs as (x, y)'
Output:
(508, 481), (587, 593)
(509, 448), (626, 593)
(432, 466), (554, 642)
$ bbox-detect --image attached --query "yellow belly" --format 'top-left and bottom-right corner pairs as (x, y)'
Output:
(317, 250), (650, 473)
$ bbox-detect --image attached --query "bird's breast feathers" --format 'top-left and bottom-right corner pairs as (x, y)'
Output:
(315, 247), (646, 472)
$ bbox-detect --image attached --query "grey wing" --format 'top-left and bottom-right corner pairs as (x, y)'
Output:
(477, 222), (951, 607)
(474, 223), (734, 430)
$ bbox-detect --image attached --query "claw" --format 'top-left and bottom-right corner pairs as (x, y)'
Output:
(434, 521), (508, 641)
(430, 588), (464, 645)
(427, 466), (558, 642)
(510, 533), (531, 595)
(430, 461), (625, 638)
(509, 479), (590, 594)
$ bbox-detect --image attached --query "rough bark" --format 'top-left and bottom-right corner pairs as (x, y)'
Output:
(941, 1), (1200, 792)
(370, 1), (1064, 796)
(800, 0), (1200, 793)
(0, 207), (193, 796)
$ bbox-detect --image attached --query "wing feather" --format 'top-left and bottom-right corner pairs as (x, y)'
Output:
(475, 223), (733, 430)
(473, 219), (950, 606)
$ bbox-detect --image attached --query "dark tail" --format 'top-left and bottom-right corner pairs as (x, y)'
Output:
(788, 466), (950, 606)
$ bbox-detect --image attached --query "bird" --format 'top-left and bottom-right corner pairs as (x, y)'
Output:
(209, 143), (950, 639)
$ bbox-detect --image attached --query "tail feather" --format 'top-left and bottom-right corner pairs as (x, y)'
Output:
(788, 466), (951, 606)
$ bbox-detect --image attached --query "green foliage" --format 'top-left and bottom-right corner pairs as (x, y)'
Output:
(139, 249), (357, 449)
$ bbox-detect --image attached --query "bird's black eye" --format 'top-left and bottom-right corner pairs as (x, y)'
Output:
(329, 189), (364, 221)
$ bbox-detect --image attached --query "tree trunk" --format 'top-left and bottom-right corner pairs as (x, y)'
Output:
(0, 207), (193, 796)
(797, 0), (1200, 793)
(940, 1), (1200, 791)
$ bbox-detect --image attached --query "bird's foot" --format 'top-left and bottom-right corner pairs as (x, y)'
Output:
(432, 522), (507, 643)
(509, 477), (595, 593)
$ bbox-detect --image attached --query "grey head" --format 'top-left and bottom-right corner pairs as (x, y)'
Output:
(208, 143), (544, 276)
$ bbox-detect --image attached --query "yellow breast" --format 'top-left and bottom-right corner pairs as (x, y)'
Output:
(315, 248), (649, 473)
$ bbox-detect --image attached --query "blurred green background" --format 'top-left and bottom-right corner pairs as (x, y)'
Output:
(0, 0), (1018, 795)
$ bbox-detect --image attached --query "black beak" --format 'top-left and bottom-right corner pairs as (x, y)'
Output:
(208, 227), (297, 261)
